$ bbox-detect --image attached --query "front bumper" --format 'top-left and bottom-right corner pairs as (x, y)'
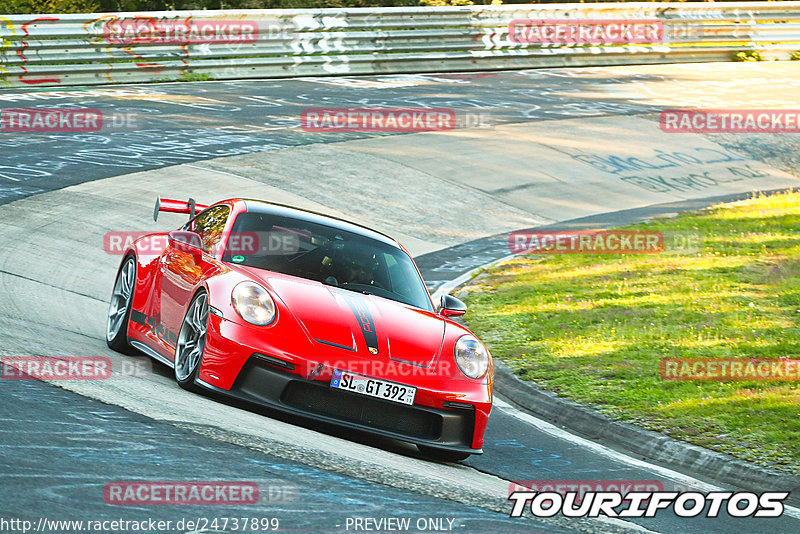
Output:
(196, 356), (482, 454)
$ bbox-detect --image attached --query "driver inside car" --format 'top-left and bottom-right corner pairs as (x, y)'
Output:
(322, 242), (379, 288)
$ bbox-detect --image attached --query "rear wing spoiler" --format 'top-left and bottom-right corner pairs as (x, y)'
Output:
(153, 197), (209, 222)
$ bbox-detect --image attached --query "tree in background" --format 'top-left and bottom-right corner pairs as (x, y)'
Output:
(420, 1), (504, 5)
(7, 0), (787, 16)
(2, 0), (99, 13)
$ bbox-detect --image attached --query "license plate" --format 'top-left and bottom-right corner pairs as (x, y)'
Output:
(330, 370), (416, 405)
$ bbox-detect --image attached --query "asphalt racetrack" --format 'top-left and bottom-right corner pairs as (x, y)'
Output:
(1, 61), (799, 534)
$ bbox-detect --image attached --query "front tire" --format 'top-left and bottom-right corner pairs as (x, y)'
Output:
(417, 445), (471, 463)
(106, 256), (137, 354)
(174, 291), (208, 391)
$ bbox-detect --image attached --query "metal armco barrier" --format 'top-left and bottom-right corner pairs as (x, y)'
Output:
(1, 2), (799, 88)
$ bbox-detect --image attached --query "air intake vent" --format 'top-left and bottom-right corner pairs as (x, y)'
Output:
(283, 382), (442, 440)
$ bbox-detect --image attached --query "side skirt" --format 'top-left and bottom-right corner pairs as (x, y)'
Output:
(130, 340), (175, 369)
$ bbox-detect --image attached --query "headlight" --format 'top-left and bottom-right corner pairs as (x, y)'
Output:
(454, 335), (489, 379)
(232, 282), (276, 326)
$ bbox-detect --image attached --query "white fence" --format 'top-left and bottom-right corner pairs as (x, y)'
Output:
(1, 2), (799, 87)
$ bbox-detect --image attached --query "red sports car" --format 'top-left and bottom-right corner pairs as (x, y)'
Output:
(106, 197), (493, 461)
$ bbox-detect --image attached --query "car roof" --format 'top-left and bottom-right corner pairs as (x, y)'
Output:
(239, 199), (401, 249)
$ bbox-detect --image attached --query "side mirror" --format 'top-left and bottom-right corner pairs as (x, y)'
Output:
(168, 231), (203, 259)
(440, 294), (467, 318)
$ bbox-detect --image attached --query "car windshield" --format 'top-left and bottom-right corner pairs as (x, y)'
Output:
(222, 211), (433, 311)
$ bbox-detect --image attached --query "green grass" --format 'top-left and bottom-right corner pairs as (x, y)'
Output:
(463, 190), (800, 473)
(150, 72), (216, 83)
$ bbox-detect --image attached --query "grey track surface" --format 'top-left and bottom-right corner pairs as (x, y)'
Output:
(1, 61), (799, 206)
(1, 61), (799, 534)
(1, 378), (563, 534)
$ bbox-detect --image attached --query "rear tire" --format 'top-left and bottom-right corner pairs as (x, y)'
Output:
(106, 256), (137, 354)
(417, 445), (471, 463)
(174, 291), (208, 391)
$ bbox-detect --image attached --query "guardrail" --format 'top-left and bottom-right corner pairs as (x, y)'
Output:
(1, 2), (799, 88)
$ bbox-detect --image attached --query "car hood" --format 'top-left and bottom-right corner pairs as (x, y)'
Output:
(242, 268), (444, 367)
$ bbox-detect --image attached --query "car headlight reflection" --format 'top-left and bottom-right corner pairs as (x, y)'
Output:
(232, 282), (276, 326)
(454, 335), (489, 379)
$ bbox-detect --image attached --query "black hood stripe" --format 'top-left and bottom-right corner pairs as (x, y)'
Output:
(341, 291), (379, 354)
